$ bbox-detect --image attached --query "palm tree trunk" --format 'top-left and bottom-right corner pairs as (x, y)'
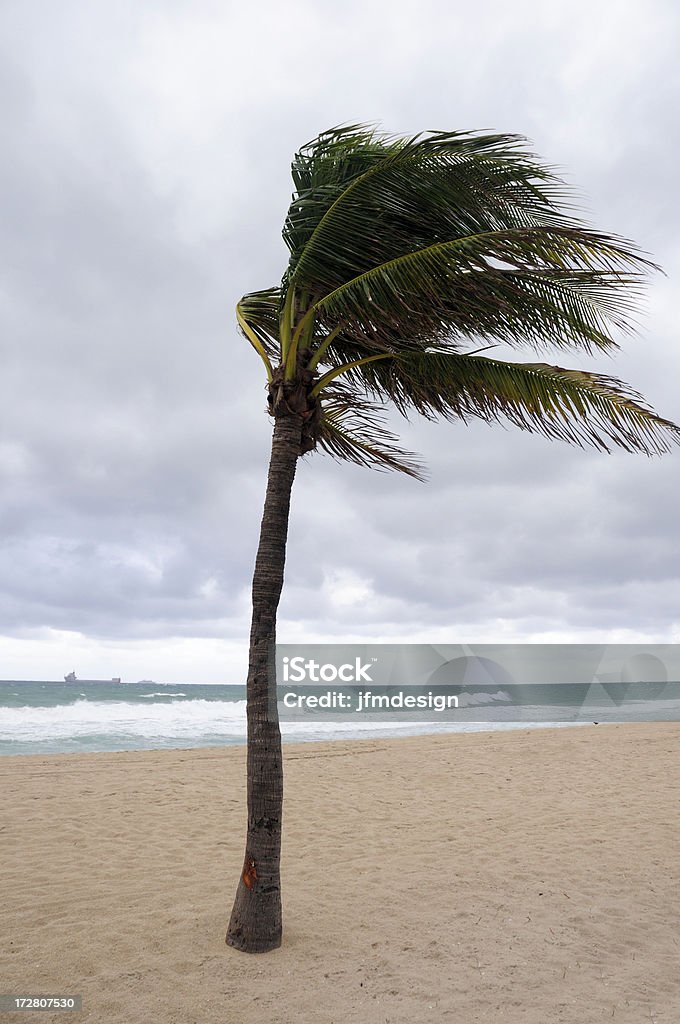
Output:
(226, 407), (303, 953)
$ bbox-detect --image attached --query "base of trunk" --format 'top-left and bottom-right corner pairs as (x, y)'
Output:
(226, 878), (282, 953)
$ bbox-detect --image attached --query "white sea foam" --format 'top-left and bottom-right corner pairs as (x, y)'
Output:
(0, 699), (248, 743)
(139, 692), (187, 698)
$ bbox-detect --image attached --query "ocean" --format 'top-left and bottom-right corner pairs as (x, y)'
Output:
(0, 679), (605, 757)
(2, 675), (679, 756)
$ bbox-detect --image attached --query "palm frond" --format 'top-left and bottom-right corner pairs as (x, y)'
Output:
(310, 227), (654, 355)
(237, 287), (281, 360)
(236, 288), (284, 380)
(317, 393), (426, 479)
(351, 351), (680, 455)
(285, 127), (585, 293)
(284, 124), (402, 269)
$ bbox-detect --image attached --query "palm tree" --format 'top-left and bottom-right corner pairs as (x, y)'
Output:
(225, 125), (679, 953)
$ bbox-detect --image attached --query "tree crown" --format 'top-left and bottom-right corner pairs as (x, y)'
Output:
(237, 125), (679, 478)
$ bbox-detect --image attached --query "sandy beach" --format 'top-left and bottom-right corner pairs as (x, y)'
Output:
(1, 723), (679, 1023)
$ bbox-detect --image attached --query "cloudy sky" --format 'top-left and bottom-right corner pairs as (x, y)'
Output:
(2, 0), (679, 682)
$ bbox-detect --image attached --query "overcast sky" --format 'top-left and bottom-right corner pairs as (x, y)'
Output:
(1, 0), (679, 682)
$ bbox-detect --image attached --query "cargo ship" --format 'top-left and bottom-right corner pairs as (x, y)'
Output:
(64, 672), (122, 684)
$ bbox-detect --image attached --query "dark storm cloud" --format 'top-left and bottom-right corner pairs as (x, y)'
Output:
(1, 0), (679, 676)
(0, 15), (271, 645)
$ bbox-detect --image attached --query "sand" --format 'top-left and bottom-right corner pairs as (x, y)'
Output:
(1, 723), (679, 1023)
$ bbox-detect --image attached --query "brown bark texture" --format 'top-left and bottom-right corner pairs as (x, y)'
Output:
(226, 407), (303, 953)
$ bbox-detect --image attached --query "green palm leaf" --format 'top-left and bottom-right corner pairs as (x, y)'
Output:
(317, 393), (425, 479)
(286, 127), (579, 293)
(310, 227), (654, 355)
(236, 287), (281, 360)
(354, 351), (680, 455)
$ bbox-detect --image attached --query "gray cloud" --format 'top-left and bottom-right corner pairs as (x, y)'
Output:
(1, 0), (679, 679)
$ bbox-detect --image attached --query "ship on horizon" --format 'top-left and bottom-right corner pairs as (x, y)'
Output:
(64, 671), (122, 684)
